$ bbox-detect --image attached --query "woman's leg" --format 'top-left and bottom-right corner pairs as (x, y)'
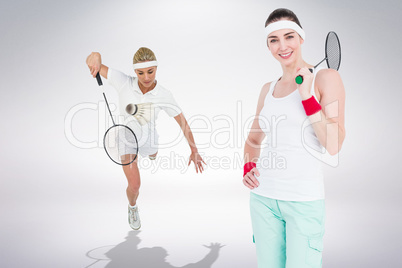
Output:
(122, 155), (142, 230)
(280, 200), (326, 268)
(122, 155), (140, 206)
(250, 193), (286, 268)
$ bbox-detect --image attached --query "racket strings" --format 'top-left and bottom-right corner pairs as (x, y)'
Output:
(326, 32), (341, 71)
(104, 125), (138, 165)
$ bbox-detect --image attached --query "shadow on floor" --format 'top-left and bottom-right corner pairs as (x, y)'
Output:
(85, 231), (223, 268)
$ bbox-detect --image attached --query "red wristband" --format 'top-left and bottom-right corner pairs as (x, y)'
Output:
(243, 162), (256, 177)
(302, 96), (321, 116)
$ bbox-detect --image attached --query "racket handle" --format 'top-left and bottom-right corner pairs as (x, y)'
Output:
(96, 72), (103, 86)
(295, 75), (303, 84)
(295, 68), (314, 84)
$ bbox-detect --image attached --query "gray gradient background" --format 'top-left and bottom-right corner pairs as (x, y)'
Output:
(1, 0), (401, 267)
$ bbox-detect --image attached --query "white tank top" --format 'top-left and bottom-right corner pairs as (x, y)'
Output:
(251, 70), (325, 201)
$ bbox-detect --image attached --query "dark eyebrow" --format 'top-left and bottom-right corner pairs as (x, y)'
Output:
(268, 31), (295, 39)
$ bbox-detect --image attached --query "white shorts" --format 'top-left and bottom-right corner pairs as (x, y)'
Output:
(118, 124), (158, 158)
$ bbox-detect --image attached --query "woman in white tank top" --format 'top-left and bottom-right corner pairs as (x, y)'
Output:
(243, 8), (346, 268)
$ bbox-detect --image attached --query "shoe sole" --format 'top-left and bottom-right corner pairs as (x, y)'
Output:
(130, 224), (141, 230)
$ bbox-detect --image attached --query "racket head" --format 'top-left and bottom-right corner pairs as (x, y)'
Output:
(325, 31), (341, 71)
(103, 124), (138, 166)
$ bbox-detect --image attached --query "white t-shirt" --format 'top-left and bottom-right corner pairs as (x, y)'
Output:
(105, 68), (182, 147)
(251, 69), (325, 201)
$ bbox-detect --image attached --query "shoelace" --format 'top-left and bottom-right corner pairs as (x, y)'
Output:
(130, 207), (138, 221)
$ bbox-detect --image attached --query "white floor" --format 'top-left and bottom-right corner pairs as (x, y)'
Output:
(1, 146), (255, 268)
(2, 146), (401, 268)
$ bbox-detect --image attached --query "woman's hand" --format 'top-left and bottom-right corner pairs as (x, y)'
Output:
(243, 168), (260, 189)
(174, 113), (206, 173)
(296, 67), (314, 100)
(188, 151), (206, 173)
(86, 52), (102, 78)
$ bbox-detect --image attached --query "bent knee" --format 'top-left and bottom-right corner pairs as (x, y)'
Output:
(127, 181), (141, 193)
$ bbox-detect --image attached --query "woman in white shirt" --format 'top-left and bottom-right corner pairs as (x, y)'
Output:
(86, 47), (206, 230)
(243, 8), (345, 268)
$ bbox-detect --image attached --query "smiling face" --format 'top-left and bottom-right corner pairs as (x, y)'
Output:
(135, 65), (157, 90)
(267, 27), (304, 66)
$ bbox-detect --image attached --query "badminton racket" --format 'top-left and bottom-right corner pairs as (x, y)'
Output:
(296, 31), (341, 84)
(95, 73), (138, 165)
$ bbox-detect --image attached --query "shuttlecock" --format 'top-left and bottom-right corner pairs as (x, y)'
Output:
(126, 102), (155, 125)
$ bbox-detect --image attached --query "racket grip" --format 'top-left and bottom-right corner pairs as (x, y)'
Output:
(295, 68), (314, 84)
(96, 73), (103, 86)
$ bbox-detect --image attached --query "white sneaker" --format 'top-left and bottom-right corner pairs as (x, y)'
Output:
(128, 205), (141, 230)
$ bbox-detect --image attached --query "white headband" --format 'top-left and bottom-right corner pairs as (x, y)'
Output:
(133, 60), (158, 70)
(265, 20), (305, 41)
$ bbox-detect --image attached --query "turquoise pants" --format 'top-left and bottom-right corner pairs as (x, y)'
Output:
(250, 192), (326, 268)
